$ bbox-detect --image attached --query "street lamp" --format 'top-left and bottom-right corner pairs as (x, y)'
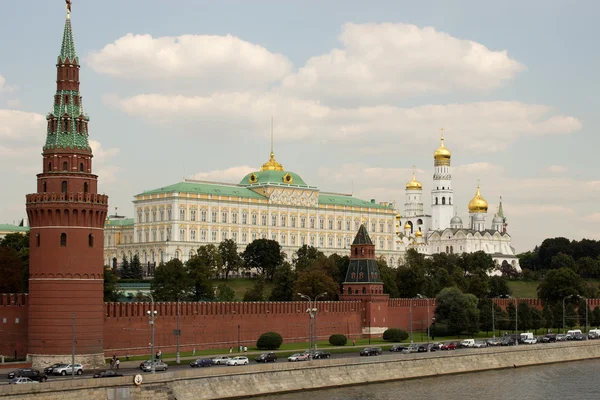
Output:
(298, 292), (327, 357)
(146, 294), (157, 374)
(417, 294), (430, 352)
(175, 293), (189, 364)
(563, 294), (576, 334)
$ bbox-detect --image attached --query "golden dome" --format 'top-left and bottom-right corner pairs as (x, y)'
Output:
(404, 222), (411, 230)
(415, 229), (423, 237)
(468, 185), (488, 213)
(260, 152), (284, 172)
(406, 168), (422, 190)
(434, 136), (451, 161)
(395, 213), (401, 220)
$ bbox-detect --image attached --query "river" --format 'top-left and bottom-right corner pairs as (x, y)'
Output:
(252, 359), (600, 400)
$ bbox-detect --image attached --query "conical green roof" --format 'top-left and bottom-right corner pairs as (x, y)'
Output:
(352, 224), (373, 245)
(59, 18), (78, 64)
(343, 225), (382, 283)
(498, 197), (505, 220)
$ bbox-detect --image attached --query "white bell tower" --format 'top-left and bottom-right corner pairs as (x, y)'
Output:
(431, 129), (454, 231)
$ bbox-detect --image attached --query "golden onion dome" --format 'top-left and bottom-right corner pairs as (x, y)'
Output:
(260, 152), (284, 172)
(404, 222), (411, 230)
(395, 213), (401, 220)
(434, 136), (451, 161)
(406, 172), (422, 190)
(468, 185), (488, 213)
(415, 229), (423, 237)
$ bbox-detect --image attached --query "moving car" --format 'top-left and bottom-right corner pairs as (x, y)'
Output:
(360, 347), (383, 356)
(226, 356), (249, 366)
(542, 334), (556, 343)
(7, 369), (48, 382)
(287, 353), (310, 362)
(44, 363), (64, 375)
(190, 358), (214, 367)
(52, 364), (83, 376)
(501, 338), (515, 346)
(140, 360), (168, 372)
(486, 338), (502, 346)
(93, 370), (123, 378)
(9, 377), (39, 384)
(255, 352), (277, 363)
(312, 350), (331, 359)
(390, 344), (408, 352)
(212, 356), (231, 365)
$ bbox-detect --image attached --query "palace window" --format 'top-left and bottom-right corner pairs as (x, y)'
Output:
(60, 233), (67, 247)
(251, 214), (257, 225)
(222, 211), (228, 223)
(242, 232), (247, 243)
(232, 212), (238, 224)
(167, 228), (171, 240)
(291, 235), (296, 246)
(291, 216), (296, 228)
(271, 233), (276, 241)
(222, 231), (227, 240)
(145, 211), (149, 222)
(272, 214), (277, 226)
(261, 232), (267, 239)
(160, 230), (164, 241)
(281, 215), (286, 227)
(300, 217), (306, 228)
(138, 232), (142, 242)
(328, 237), (333, 247)
(281, 234), (286, 245)
(261, 214), (267, 226)
(337, 237), (342, 248)
(319, 218), (324, 229)
(201, 230), (207, 241)
(190, 210), (196, 221)
(152, 230), (157, 241)
(380, 240), (384, 249)
(191, 230), (196, 241)
(371, 222), (376, 232)
(310, 217), (315, 229)
(355, 220), (359, 230)
(319, 236), (324, 247)
(346, 220), (351, 230)
(201, 210), (206, 222)
(146, 231), (150, 242)
(346, 237), (351, 247)
(300, 235), (306, 246)
(167, 209), (172, 220)
(380, 223), (384, 232)
(211, 231), (217, 242)
(328, 219), (333, 230)
(152, 210), (157, 222)
(310, 235), (315, 246)
(175, 251), (180, 260)
(242, 212), (247, 224)
(211, 211), (217, 223)
(232, 231), (238, 243)
(251, 232), (257, 241)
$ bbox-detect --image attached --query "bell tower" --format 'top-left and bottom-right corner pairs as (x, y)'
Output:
(340, 225), (389, 338)
(25, 9), (108, 368)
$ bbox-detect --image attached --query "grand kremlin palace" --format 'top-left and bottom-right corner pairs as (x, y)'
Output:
(104, 150), (400, 268)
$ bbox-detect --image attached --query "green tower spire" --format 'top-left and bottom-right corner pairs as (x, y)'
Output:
(498, 196), (505, 219)
(58, 17), (78, 64)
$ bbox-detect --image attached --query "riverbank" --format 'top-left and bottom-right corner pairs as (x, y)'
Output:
(2, 341), (600, 399)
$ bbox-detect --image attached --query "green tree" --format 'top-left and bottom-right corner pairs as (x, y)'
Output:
(242, 239), (284, 281)
(434, 287), (480, 335)
(243, 276), (266, 301)
(591, 306), (600, 327)
(186, 254), (216, 301)
(478, 299), (494, 334)
(0, 247), (25, 293)
(565, 303), (579, 328)
(459, 251), (496, 276)
(151, 259), (193, 301)
(550, 253), (577, 271)
(120, 256), (131, 279)
(505, 302), (516, 331)
(542, 303), (554, 332)
(576, 257), (600, 279)
(293, 269), (339, 301)
(537, 267), (585, 303)
(489, 276), (512, 298)
(518, 250), (540, 272)
(216, 284), (236, 301)
(103, 267), (121, 302)
(396, 250), (427, 297)
(218, 240), (241, 279)
(517, 301), (532, 331)
(294, 245), (325, 274)
(269, 262), (297, 301)
(466, 274), (490, 299)
(577, 298), (591, 329)
(1, 232), (29, 292)
(129, 254), (144, 280)
(538, 237), (572, 269)
(378, 259), (400, 298)
(530, 307), (543, 334)
(329, 253), (350, 286)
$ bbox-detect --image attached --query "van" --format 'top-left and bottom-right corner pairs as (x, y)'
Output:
(566, 329), (582, 338)
(460, 339), (475, 348)
(588, 329), (600, 339)
(520, 332), (534, 341)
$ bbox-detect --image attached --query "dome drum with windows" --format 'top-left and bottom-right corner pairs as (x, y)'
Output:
(240, 151), (308, 187)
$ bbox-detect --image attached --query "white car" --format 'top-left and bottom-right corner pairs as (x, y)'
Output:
(52, 363), (83, 376)
(226, 356), (249, 366)
(473, 340), (488, 348)
(523, 338), (537, 344)
(212, 356), (231, 365)
(9, 377), (39, 384)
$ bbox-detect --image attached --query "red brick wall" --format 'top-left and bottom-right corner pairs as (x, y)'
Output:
(0, 294), (29, 359)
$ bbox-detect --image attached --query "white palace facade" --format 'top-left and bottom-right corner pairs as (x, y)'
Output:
(104, 151), (400, 267)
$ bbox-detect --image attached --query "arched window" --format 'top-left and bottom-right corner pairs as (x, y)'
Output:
(435, 198), (438, 205)
(60, 233), (67, 247)
(361, 247), (364, 255)
(417, 218), (423, 225)
(79, 163), (84, 172)
(48, 162), (52, 172)
(442, 197), (446, 205)
(62, 161), (68, 171)
(449, 197), (452, 205)
(348, 287), (352, 294)
(36, 234), (40, 247)
(42, 182), (47, 192)
(84, 182), (88, 193)
(88, 234), (94, 247)
(61, 181), (67, 193)
(445, 246), (449, 253)
(362, 287), (366, 294)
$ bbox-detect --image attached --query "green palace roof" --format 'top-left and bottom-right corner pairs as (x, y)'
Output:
(138, 182), (267, 199)
(319, 193), (391, 210)
(0, 224), (29, 233)
(239, 170), (309, 187)
(105, 218), (134, 227)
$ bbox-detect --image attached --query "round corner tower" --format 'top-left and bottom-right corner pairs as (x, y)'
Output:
(25, 12), (108, 368)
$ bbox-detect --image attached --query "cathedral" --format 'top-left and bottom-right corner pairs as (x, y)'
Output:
(396, 134), (521, 273)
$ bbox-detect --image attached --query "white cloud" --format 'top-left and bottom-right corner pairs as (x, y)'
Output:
(0, 75), (16, 93)
(190, 166), (255, 183)
(454, 162), (504, 175)
(112, 92), (581, 152)
(583, 213), (600, 222)
(547, 165), (568, 173)
(89, 140), (121, 185)
(506, 204), (575, 217)
(282, 23), (525, 100)
(87, 33), (292, 91)
(0, 110), (46, 140)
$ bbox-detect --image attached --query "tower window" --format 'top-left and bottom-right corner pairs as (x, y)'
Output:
(42, 182), (47, 192)
(48, 162), (52, 172)
(442, 197), (446, 205)
(61, 181), (67, 193)
(62, 161), (68, 171)
(84, 182), (88, 193)
(74, 96), (79, 105)
(60, 233), (67, 247)
(435, 198), (438, 205)
(36, 234), (40, 247)
(64, 95), (69, 104)
(88, 234), (94, 247)
(79, 162), (84, 172)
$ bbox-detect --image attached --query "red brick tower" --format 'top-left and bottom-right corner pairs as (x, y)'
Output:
(340, 225), (389, 338)
(25, 10), (108, 368)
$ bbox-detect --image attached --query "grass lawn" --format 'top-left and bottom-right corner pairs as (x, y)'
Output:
(507, 280), (538, 298)
(209, 278), (274, 301)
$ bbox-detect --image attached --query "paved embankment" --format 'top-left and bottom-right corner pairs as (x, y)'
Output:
(2, 341), (600, 400)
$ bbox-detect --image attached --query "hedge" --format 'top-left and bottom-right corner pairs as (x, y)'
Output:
(382, 328), (409, 342)
(256, 332), (283, 350)
(329, 334), (348, 346)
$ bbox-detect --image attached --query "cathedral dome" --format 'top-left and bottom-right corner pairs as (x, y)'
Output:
(404, 222), (411, 230)
(492, 214), (504, 224)
(434, 136), (451, 161)
(260, 152), (283, 171)
(415, 229), (423, 237)
(468, 185), (488, 213)
(406, 174), (422, 190)
(450, 215), (463, 225)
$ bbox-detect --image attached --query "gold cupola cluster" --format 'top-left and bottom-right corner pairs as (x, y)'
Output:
(260, 152), (284, 172)
(406, 167), (422, 190)
(468, 184), (488, 213)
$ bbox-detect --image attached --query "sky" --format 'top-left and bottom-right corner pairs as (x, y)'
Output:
(0, 0), (599, 253)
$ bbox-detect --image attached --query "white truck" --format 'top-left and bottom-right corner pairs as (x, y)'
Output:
(520, 332), (536, 344)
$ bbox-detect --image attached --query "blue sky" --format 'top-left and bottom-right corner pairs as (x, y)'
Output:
(1, 0), (599, 252)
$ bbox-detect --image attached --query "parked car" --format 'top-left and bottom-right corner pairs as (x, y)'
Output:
(190, 358), (214, 367)
(501, 338), (516, 346)
(255, 352), (277, 363)
(52, 364), (83, 376)
(212, 356), (231, 365)
(8, 377), (39, 384)
(555, 334), (567, 342)
(390, 344), (408, 352)
(312, 350), (331, 359)
(441, 342), (456, 350)
(429, 343), (440, 351)
(460, 339), (476, 348)
(93, 370), (123, 378)
(360, 347), (383, 356)
(523, 337), (538, 344)
(44, 363), (64, 375)
(140, 360), (168, 372)
(417, 345), (429, 352)
(7, 369), (47, 382)
(542, 334), (557, 343)
(486, 338), (502, 346)
(473, 340), (488, 348)
(287, 353), (310, 362)
(588, 329), (600, 339)
(572, 333), (585, 341)
(226, 356), (249, 366)
(402, 344), (419, 354)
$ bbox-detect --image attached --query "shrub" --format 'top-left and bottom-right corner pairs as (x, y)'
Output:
(329, 334), (348, 346)
(256, 332), (283, 350)
(382, 328), (409, 342)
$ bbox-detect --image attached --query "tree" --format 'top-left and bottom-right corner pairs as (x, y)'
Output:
(216, 284), (236, 302)
(538, 237), (572, 268)
(242, 239), (284, 281)
(517, 301), (532, 331)
(537, 267), (585, 303)
(489, 276), (511, 298)
(565, 303), (579, 328)
(269, 262), (297, 301)
(293, 269), (339, 301)
(577, 298), (591, 329)
(478, 299), (501, 334)
(518, 250), (540, 271)
(103, 267), (121, 302)
(243, 276), (266, 301)
(218, 240), (241, 279)
(0, 232), (29, 292)
(120, 256), (131, 279)
(309, 256), (340, 283)
(294, 245), (324, 274)
(550, 253), (576, 271)
(459, 251), (495, 276)
(151, 259), (193, 301)
(186, 254), (216, 301)
(576, 257), (600, 279)
(378, 259), (400, 298)
(329, 253), (350, 286)
(500, 261), (520, 279)
(505, 302), (516, 331)
(434, 287), (480, 335)
(0, 247), (25, 293)
(466, 274), (490, 300)
(591, 306), (600, 327)
(530, 307), (543, 334)
(542, 303), (554, 332)
(256, 332), (283, 350)
(396, 250), (427, 298)
(129, 254), (144, 280)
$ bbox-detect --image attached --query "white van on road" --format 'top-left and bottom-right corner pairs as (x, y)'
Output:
(460, 339), (475, 348)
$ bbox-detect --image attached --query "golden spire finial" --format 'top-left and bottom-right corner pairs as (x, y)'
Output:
(270, 116), (274, 156)
(412, 164), (416, 179)
(66, 0), (72, 18)
(260, 117), (284, 171)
